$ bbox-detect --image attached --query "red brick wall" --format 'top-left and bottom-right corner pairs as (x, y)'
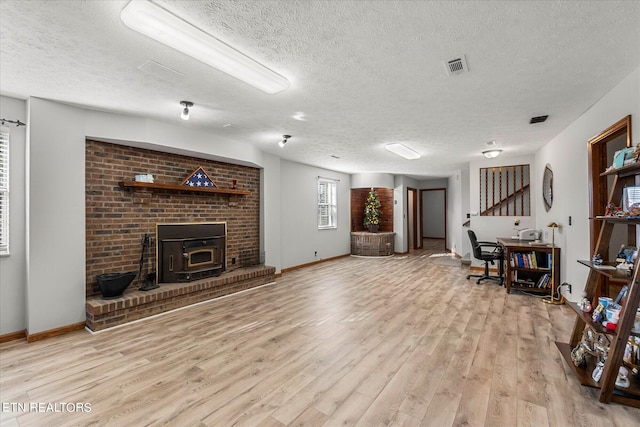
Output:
(85, 140), (260, 297)
(350, 188), (394, 232)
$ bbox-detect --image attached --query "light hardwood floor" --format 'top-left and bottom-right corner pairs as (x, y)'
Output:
(2, 245), (640, 426)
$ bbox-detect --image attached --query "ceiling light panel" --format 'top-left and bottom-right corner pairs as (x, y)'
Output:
(121, 0), (290, 94)
(385, 143), (421, 160)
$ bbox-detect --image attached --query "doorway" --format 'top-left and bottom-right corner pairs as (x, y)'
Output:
(421, 188), (447, 252)
(588, 115), (632, 298)
(588, 116), (632, 255)
(407, 188), (420, 251)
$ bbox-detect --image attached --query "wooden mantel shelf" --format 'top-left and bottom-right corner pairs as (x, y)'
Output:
(119, 181), (250, 195)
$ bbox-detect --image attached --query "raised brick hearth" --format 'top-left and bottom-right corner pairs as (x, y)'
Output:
(86, 265), (275, 331)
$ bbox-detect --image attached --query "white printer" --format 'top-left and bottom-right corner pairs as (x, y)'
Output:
(516, 229), (541, 241)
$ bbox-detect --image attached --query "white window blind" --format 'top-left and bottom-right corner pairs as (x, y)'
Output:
(318, 178), (337, 229)
(0, 126), (9, 255)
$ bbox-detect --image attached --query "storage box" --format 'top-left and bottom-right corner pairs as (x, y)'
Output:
(134, 173), (154, 183)
(613, 147), (636, 168)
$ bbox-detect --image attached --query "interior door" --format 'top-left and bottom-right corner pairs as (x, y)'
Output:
(421, 188), (447, 250)
(407, 188), (420, 250)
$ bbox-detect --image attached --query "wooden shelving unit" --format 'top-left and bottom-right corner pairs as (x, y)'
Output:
(119, 180), (250, 196)
(498, 238), (559, 295)
(556, 161), (640, 408)
(600, 162), (640, 178)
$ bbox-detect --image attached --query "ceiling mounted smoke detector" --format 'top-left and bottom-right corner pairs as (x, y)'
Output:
(444, 55), (468, 76)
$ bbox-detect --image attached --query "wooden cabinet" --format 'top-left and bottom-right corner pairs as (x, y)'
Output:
(497, 238), (559, 295)
(556, 162), (640, 407)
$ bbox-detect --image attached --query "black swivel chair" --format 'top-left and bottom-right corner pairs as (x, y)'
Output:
(466, 229), (504, 285)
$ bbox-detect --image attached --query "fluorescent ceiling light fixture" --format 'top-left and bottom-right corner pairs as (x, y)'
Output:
(482, 149), (502, 159)
(121, 0), (290, 94)
(385, 143), (421, 160)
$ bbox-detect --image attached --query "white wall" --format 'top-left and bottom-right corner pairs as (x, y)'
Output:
(351, 173), (394, 189)
(393, 175), (420, 253)
(468, 153), (537, 268)
(536, 67), (640, 301)
(460, 168), (471, 258)
(0, 96), (27, 334)
(26, 99), (87, 333)
(19, 97), (273, 335)
(447, 171), (464, 256)
(419, 178), (448, 190)
(261, 153), (282, 273)
(280, 160), (351, 268)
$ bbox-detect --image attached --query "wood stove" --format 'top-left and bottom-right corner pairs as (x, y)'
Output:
(156, 222), (225, 283)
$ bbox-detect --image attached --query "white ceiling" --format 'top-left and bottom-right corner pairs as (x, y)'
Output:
(1, 0), (639, 179)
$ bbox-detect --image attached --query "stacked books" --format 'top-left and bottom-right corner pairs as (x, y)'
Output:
(509, 251), (552, 269)
(512, 272), (551, 288)
(535, 273), (551, 288)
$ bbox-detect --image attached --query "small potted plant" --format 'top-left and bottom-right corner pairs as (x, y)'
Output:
(363, 188), (381, 232)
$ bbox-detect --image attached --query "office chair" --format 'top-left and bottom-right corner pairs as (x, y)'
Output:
(466, 229), (504, 285)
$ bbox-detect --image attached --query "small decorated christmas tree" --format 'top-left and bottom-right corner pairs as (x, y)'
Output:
(363, 188), (381, 231)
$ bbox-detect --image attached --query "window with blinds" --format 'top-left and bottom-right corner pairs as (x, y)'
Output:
(318, 178), (337, 229)
(0, 126), (9, 255)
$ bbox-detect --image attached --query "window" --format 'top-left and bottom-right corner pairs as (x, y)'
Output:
(0, 126), (9, 255)
(318, 178), (337, 229)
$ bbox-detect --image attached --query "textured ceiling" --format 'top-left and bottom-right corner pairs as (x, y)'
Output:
(1, 0), (639, 178)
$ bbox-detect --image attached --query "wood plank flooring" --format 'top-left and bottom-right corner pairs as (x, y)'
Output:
(2, 243), (640, 426)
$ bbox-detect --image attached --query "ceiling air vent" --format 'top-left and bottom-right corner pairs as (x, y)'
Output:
(530, 115), (549, 124)
(444, 55), (468, 76)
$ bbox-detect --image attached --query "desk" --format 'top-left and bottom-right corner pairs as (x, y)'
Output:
(497, 237), (560, 294)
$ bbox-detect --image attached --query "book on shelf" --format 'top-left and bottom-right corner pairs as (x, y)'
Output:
(530, 252), (538, 269)
(511, 251), (543, 269)
(513, 252), (528, 268)
(512, 279), (537, 288)
(535, 273), (550, 288)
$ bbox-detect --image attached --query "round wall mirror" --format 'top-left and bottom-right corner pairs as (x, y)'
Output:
(543, 165), (553, 211)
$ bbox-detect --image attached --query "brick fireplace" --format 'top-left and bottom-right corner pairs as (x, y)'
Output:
(84, 140), (274, 330)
